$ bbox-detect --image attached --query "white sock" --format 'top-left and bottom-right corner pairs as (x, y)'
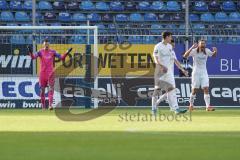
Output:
(189, 93), (196, 106)
(204, 94), (210, 108)
(152, 88), (158, 110)
(156, 93), (167, 105)
(167, 89), (179, 111)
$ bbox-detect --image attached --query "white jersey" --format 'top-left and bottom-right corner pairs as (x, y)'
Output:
(189, 48), (214, 74)
(153, 41), (176, 76)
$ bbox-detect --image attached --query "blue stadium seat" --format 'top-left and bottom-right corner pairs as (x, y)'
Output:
(72, 13), (86, 22)
(150, 24), (163, 34)
(227, 37), (240, 44)
(80, 1), (95, 11)
(178, 24), (185, 34)
(190, 14), (200, 21)
(110, 2), (124, 11)
(165, 24), (177, 33)
(138, 1), (150, 11)
(128, 36), (142, 44)
(96, 2), (109, 11)
(10, 35), (26, 44)
(151, 1), (166, 11)
(0, 0), (8, 10)
(115, 14), (128, 22)
(158, 13), (170, 21)
(30, 12), (43, 21)
(130, 13), (143, 22)
(97, 24), (106, 34)
(67, 1), (79, 10)
(194, 1), (208, 11)
(125, 2), (135, 11)
(102, 13), (113, 21)
(59, 12), (71, 22)
(15, 11), (30, 22)
(10, 0), (22, 10)
(53, 1), (65, 10)
(167, 1), (180, 11)
(87, 13), (101, 21)
(6, 23), (17, 26)
(39, 1), (52, 10)
(44, 12), (56, 21)
(222, 1), (236, 11)
(1, 11), (14, 21)
(193, 24), (205, 34)
(229, 12), (240, 22)
(215, 12), (229, 22)
(144, 13), (158, 21)
(201, 13), (215, 22)
(26, 35), (33, 44)
(143, 36), (155, 44)
(23, 0), (38, 10)
(206, 37), (213, 44)
(69, 36), (86, 44)
(173, 13), (184, 21)
(209, 1), (221, 11)
(108, 24), (116, 34)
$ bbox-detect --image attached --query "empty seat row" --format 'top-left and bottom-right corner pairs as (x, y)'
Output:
(0, 0), (183, 11)
(7, 35), (240, 45)
(0, 11), (185, 22)
(193, 0), (240, 12)
(190, 12), (240, 22)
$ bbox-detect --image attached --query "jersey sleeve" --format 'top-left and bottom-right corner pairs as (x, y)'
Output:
(206, 48), (214, 57)
(30, 51), (41, 59)
(53, 50), (62, 59)
(189, 49), (196, 57)
(173, 51), (177, 60)
(153, 45), (159, 57)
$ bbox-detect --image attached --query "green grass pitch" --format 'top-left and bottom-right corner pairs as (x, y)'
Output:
(0, 108), (240, 160)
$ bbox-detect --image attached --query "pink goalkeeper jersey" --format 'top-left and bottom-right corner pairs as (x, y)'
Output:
(31, 49), (63, 76)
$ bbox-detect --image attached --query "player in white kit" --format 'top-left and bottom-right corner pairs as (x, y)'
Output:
(183, 40), (217, 111)
(152, 32), (188, 115)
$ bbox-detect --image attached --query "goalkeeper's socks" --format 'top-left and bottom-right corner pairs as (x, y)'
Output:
(204, 94), (210, 108)
(189, 93), (196, 106)
(48, 89), (54, 107)
(40, 96), (46, 109)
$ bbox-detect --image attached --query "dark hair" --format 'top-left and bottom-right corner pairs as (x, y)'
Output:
(197, 39), (206, 54)
(171, 39), (175, 43)
(162, 31), (172, 39)
(43, 39), (49, 43)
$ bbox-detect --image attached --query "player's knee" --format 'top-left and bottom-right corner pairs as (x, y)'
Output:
(191, 88), (197, 95)
(203, 87), (209, 94)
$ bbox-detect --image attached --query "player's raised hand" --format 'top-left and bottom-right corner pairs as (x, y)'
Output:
(212, 47), (217, 52)
(191, 43), (198, 49)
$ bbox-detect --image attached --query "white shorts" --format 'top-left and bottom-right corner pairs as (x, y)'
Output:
(154, 66), (175, 90)
(192, 72), (209, 89)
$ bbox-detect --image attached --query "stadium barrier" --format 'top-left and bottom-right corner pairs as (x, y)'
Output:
(1, 77), (239, 108)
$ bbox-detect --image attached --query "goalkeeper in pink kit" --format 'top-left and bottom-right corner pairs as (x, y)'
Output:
(27, 39), (72, 110)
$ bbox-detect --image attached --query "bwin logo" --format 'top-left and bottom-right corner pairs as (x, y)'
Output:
(0, 54), (32, 68)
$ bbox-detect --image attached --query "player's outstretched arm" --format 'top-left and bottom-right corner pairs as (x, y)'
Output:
(183, 43), (198, 58)
(55, 48), (73, 61)
(27, 45), (39, 59)
(174, 59), (189, 77)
